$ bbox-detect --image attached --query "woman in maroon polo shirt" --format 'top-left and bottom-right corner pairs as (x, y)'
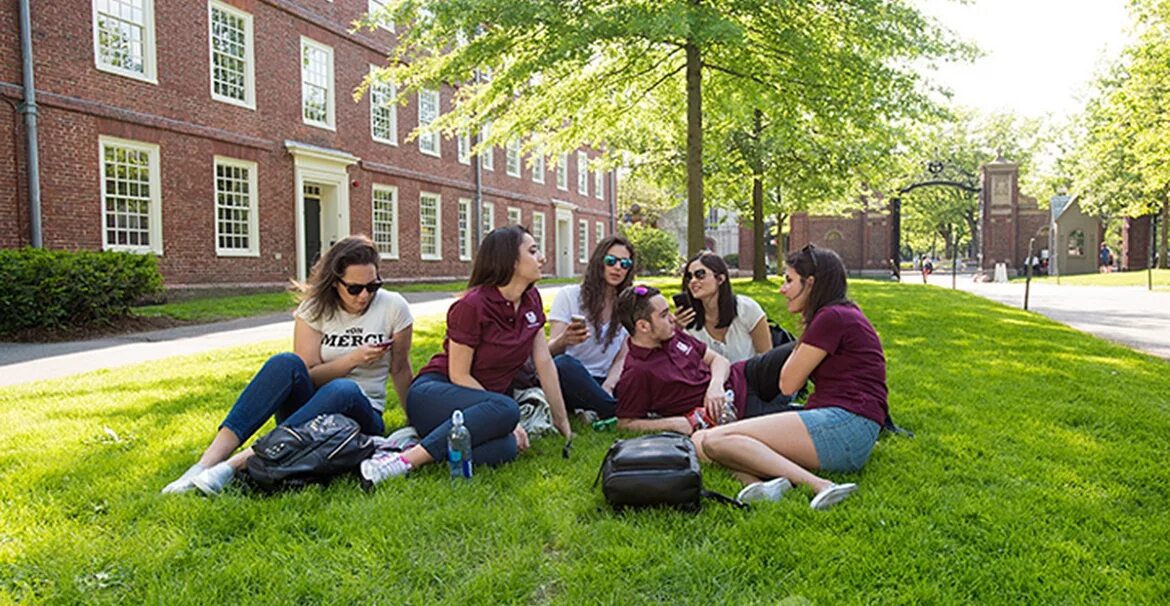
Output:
(692, 245), (888, 510)
(360, 226), (572, 486)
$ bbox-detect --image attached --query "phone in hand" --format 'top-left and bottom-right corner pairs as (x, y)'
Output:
(371, 338), (394, 349)
(671, 293), (692, 312)
(570, 314), (587, 327)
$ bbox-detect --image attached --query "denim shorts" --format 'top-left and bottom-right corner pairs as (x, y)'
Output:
(797, 406), (880, 473)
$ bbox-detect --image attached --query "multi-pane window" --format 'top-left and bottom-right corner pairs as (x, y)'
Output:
(577, 152), (589, 195)
(367, 0), (394, 31)
(556, 153), (568, 190)
(93, 0), (156, 81)
(458, 198), (472, 261)
(372, 185), (399, 258)
(418, 89), (440, 156)
(595, 168), (605, 200)
(532, 212), (546, 255)
(595, 221), (605, 247)
(532, 151), (545, 184)
(214, 157), (258, 256)
(209, 2), (254, 108)
(480, 123), (494, 171)
(577, 219), (589, 262)
(419, 192), (441, 259)
(507, 207), (521, 226)
(369, 66), (397, 144)
(457, 133), (471, 165)
(482, 201), (495, 236)
(300, 38), (334, 128)
(100, 136), (161, 253)
(506, 140), (521, 177)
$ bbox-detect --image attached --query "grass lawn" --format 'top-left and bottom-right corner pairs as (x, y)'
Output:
(1014, 268), (1170, 290)
(3, 280), (1168, 603)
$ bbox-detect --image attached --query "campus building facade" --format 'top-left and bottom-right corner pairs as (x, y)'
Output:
(1, 0), (615, 286)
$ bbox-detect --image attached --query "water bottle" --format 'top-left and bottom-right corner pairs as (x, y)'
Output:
(447, 410), (473, 480)
(718, 389), (737, 425)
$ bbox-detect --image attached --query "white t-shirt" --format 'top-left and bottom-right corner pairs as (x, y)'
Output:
(294, 289), (413, 412)
(549, 284), (627, 377)
(686, 294), (766, 363)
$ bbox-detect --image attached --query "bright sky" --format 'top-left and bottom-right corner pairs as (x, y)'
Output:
(915, 0), (1133, 120)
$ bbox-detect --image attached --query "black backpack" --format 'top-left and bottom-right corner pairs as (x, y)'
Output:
(245, 414), (375, 492)
(594, 432), (744, 512)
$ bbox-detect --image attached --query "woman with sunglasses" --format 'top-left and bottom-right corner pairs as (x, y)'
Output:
(360, 225), (572, 486)
(162, 236), (414, 495)
(547, 236), (636, 420)
(691, 246), (887, 510)
(676, 252), (773, 364)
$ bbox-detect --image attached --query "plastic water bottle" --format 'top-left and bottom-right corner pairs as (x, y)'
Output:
(447, 410), (473, 480)
(718, 389), (738, 425)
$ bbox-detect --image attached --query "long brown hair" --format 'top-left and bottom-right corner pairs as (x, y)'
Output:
(682, 252), (736, 329)
(785, 244), (851, 326)
(581, 235), (636, 347)
(468, 225), (531, 289)
(297, 235), (381, 322)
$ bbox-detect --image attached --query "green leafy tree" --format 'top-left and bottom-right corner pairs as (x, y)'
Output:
(620, 222), (681, 276)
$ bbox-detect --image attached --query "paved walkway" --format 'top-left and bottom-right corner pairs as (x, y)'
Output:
(0, 287), (564, 387)
(923, 271), (1170, 360)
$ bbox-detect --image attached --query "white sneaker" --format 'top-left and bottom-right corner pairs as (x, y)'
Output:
(810, 483), (858, 510)
(161, 463), (206, 495)
(191, 462), (236, 496)
(736, 477), (793, 504)
(360, 452), (412, 489)
(373, 426), (420, 452)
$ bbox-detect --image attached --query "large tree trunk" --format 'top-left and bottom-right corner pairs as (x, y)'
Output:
(752, 109), (766, 281)
(685, 38), (704, 256)
(1160, 197), (1169, 269)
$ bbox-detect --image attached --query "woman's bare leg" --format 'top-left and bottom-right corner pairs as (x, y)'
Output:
(695, 413), (833, 493)
(197, 427), (243, 468)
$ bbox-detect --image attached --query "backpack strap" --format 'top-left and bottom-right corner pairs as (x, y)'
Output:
(702, 489), (749, 509)
(883, 415), (915, 438)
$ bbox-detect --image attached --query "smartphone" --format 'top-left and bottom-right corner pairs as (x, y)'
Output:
(671, 293), (692, 312)
(570, 314), (587, 327)
(371, 338), (394, 349)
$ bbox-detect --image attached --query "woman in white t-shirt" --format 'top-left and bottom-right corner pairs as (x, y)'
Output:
(162, 236), (414, 496)
(674, 252), (771, 363)
(548, 236), (635, 419)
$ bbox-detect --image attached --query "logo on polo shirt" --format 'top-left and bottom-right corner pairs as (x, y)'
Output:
(675, 340), (692, 354)
(525, 311), (540, 327)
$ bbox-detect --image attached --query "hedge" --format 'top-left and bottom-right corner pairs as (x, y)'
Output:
(620, 223), (681, 276)
(0, 248), (164, 334)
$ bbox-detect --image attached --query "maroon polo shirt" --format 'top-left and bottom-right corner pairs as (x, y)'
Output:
(616, 330), (747, 419)
(800, 303), (888, 425)
(418, 285), (545, 394)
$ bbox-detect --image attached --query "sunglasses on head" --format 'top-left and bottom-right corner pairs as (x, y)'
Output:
(338, 278), (383, 296)
(801, 243), (818, 274)
(633, 285), (650, 296)
(603, 254), (634, 270)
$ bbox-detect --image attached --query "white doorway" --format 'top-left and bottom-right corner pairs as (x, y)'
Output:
(554, 203), (576, 278)
(286, 142), (359, 280)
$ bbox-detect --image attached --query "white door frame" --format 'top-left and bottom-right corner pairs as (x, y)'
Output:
(286, 141), (359, 280)
(552, 200), (577, 278)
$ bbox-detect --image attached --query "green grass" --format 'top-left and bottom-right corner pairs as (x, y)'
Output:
(133, 291), (299, 322)
(3, 280), (1169, 603)
(1015, 268), (1170, 290)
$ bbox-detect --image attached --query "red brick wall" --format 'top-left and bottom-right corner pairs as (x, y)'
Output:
(1123, 216), (1151, 270)
(789, 211), (891, 271)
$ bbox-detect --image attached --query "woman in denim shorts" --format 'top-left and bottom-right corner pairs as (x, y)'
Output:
(692, 245), (887, 510)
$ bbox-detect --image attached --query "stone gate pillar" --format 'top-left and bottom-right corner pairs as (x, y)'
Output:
(980, 157), (1019, 270)
(1123, 216), (1151, 270)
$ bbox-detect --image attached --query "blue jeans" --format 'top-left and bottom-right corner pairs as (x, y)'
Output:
(220, 353), (385, 441)
(407, 373), (521, 466)
(553, 354), (617, 419)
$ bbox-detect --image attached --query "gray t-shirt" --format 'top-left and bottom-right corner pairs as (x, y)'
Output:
(549, 284), (627, 377)
(294, 289), (413, 412)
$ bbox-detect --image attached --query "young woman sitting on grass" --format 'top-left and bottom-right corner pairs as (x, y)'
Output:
(162, 236), (414, 495)
(674, 252), (773, 364)
(691, 245), (888, 510)
(547, 235), (636, 421)
(359, 225), (573, 486)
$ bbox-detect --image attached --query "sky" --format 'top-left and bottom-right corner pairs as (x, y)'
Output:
(914, 0), (1134, 120)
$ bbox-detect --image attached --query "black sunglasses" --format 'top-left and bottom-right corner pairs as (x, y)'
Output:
(802, 243), (817, 274)
(603, 254), (634, 270)
(687, 268), (709, 281)
(338, 278), (383, 296)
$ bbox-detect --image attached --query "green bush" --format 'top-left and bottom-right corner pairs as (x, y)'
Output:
(724, 253), (739, 268)
(0, 248), (164, 334)
(621, 222), (680, 276)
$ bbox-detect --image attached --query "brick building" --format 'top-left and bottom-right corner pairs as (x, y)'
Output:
(788, 209), (893, 274)
(1, 0), (615, 286)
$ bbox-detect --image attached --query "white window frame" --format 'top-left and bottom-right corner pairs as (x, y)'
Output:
(480, 123), (494, 171)
(367, 0), (395, 32)
(372, 184), (399, 259)
(532, 212), (546, 256)
(556, 153), (568, 190)
(92, 0), (157, 83)
(532, 151), (545, 184)
(369, 65), (398, 146)
(212, 156), (259, 257)
(595, 168), (605, 200)
(457, 132), (471, 165)
(418, 89), (441, 157)
(99, 135), (163, 254)
(208, 1), (255, 109)
(577, 151), (589, 195)
(300, 37), (335, 130)
(507, 206), (522, 226)
(482, 201), (495, 235)
(457, 198), (472, 261)
(595, 221), (605, 248)
(577, 219), (589, 262)
(506, 140), (521, 177)
(419, 191), (442, 260)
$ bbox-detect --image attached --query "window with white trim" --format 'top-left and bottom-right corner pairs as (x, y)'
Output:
(556, 153), (568, 190)
(480, 122), (494, 171)
(300, 37), (334, 129)
(457, 133), (470, 165)
(532, 212), (546, 255)
(577, 219), (588, 262)
(506, 140), (521, 177)
(507, 206), (521, 226)
(93, 0), (156, 82)
(595, 168), (605, 200)
(209, 2), (254, 108)
(577, 152), (589, 195)
(369, 65), (397, 145)
(100, 136), (161, 253)
(367, 0), (395, 31)
(482, 201), (495, 236)
(419, 192), (441, 260)
(372, 185), (399, 259)
(595, 221), (605, 247)
(213, 156), (258, 256)
(532, 150), (545, 184)
(458, 198), (472, 261)
(418, 89), (440, 156)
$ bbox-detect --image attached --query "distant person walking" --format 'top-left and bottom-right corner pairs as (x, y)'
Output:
(1099, 243), (1113, 273)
